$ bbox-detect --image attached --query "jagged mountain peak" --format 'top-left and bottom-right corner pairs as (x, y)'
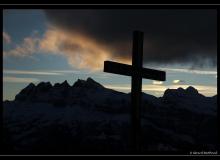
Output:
(72, 79), (86, 87)
(53, 80), (70, 88)
(73, 77), (104, 89)
(86, 77), (104, 88)
(35, 82), (52, 92)
(61, 80), (70, 87)
(20, 82), (36, 94)
(177, 87), (185, 92)
(186, 86), (199, 94)
(163, 86), (199, 98)
(28, 82), (35, 87)
(86, 77), (95, 83)
(37, 81), (52, 87)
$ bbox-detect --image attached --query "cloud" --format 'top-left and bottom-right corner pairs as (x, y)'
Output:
(104, 85), (130, 91)
(45, 9), (217, 68)
(39, 28), (114, 70)
(3, 76), (40, 83)
(3, 28), (117, 70)
(152, 80), (163, 85)
(3, 32), (11, 44)
(3, 69), (97, 76)
(5, 9), (217, 71)
(104, 84), (167, 92)
(3, 69), (63, 76)
(159, 67), (217, 75)
(3, 35), (39, 57)
(172, 79), (185, 84)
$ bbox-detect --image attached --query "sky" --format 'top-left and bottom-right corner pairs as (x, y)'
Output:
(3, 9), (217, 100)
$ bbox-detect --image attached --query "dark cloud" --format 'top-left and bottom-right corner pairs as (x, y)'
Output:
(45, 9), (217, 67)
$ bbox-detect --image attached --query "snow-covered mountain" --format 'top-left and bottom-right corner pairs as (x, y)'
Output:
(3, 78), (218, 154)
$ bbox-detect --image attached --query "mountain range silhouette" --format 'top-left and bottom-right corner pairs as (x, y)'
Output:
(3, 77), (218, 154)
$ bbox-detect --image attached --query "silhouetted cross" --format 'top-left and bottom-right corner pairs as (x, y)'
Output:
(104, 31), (166, 152)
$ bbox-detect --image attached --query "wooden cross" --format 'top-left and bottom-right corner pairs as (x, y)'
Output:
(103, 31), (166, 152)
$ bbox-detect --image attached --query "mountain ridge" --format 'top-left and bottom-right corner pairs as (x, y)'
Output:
(12, 77), (216, 103)
(3, 77), (218, 153)
(12, 76), (213, 94)
(4, 77), (216, 116)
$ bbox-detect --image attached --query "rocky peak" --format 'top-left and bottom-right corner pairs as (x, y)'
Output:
(177, 87), (185, 92)
(86, 77), (104, 89)
(186, 86), (199, 95)
(15, 83), (36, 101)
(54, 83), (61, 88)
(36, 82), (52, 91)
(73, 77), (104, 89)
(72, 79), (86, 88)
(28, 82), (35, 88)
(60, 80), (70, 88)
(163, 86), (200, 99)
(53, 80), (69, 88)
(163, 88), (182, 97)
(20, 83), (36, 95)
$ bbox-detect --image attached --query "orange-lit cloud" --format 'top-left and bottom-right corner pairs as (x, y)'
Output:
(3, 28), (131, 71)
(45, 10), (217, 68)
(39, 28), (114, 70)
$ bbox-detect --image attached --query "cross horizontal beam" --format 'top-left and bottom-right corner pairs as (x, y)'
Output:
(104, 61), (166, 81)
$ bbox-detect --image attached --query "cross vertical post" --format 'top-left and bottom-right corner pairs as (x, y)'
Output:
(131, 31), (143, 152)
(103, 30), (166, 154)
